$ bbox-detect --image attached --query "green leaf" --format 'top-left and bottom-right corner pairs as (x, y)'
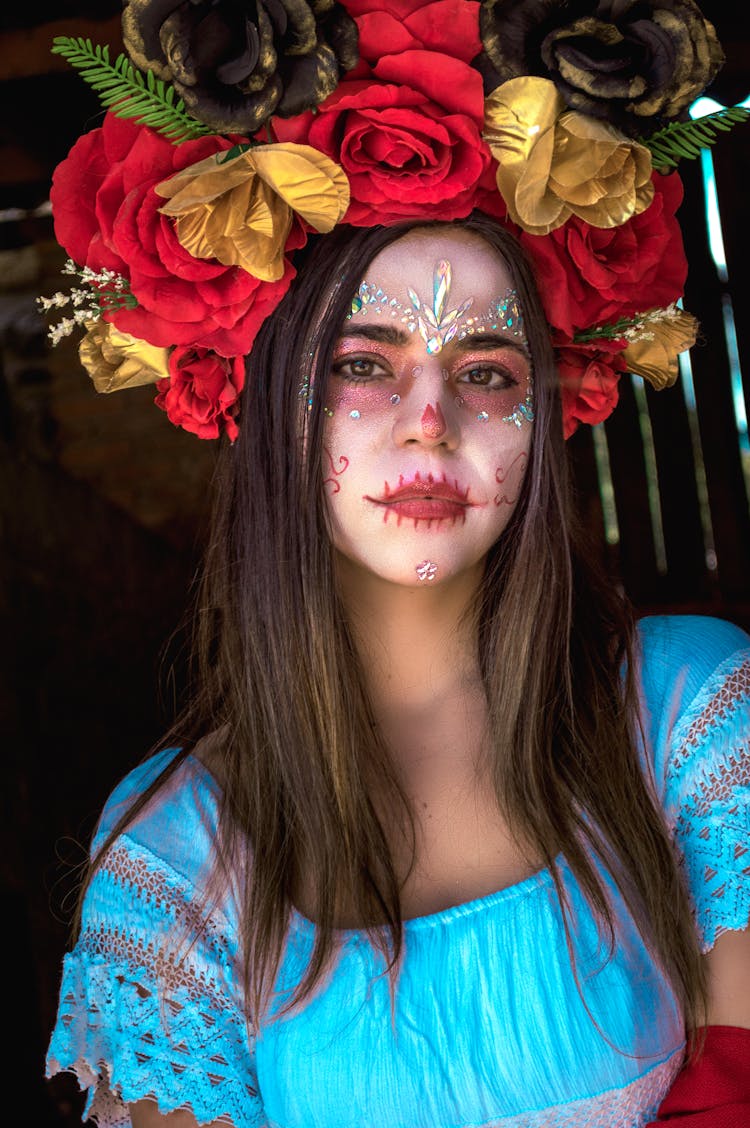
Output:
(645, 105), (750, 170)
(51, 35), (217, 144)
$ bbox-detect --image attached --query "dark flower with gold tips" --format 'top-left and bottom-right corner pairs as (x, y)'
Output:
(122, 0), (359, 135)
(477, 0), (724, 137)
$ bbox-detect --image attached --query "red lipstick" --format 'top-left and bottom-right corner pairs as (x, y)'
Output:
(366, 471), (478, 525)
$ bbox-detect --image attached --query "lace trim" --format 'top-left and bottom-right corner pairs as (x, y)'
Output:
(673, 743), (750, 950)
(46, 836), (265, 1128)
(670, 657), (750, 773)
(461, 1051), (683, 1128)
(104, 838), (231, 951)
(83, 838), (235, 1000)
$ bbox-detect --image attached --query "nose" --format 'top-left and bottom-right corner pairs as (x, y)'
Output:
(392, 366), (460, 450)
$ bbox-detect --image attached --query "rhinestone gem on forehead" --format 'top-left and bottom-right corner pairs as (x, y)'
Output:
(347, 261), (525, 353)
(456, 290), (525, 343)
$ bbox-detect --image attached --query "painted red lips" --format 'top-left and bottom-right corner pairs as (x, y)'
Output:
(366, 471), (478, 525)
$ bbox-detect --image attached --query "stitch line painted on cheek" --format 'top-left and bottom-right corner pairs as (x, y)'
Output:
(494, 451), (528, 507)
(323, 447), (350, 495)
(421, 403), (446, 439)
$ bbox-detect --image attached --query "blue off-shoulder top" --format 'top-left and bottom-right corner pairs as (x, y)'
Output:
(46, 615), (750, 1128)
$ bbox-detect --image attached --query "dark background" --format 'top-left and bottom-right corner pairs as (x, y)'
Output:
(0, 5), (748, 1125)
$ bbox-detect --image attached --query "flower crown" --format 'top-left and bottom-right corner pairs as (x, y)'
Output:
(40, 0), (747, 441)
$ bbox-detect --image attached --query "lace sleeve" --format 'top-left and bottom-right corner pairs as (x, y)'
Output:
(664, 649), (750, 953)
(45, 833), (266, 1128)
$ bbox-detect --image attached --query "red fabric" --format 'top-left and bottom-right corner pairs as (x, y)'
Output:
(647, 1025), (750, 1125)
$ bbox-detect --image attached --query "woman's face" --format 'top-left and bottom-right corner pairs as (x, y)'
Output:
(322, 228), (534, 588)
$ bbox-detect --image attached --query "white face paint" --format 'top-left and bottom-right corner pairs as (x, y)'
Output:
(323, 229), (534, 589)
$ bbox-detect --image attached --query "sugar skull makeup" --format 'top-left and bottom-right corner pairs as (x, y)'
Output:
(323, 228), (534, 590)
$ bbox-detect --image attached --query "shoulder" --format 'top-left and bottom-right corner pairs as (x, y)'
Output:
(635, 613), (750, 771)
(92, 746), (223, 895)
(635, 615), (750, 951)
(636, 612), (750, 699)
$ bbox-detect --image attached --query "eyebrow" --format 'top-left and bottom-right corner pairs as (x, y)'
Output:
(338, 325), (529, 355)
(340, 324), (410, 346)
(453, 333), (529, 357)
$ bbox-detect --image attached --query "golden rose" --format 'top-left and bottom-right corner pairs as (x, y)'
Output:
(155, 143), (350, 283)
(623, 307), (699, 391)
(484, 76), (654, 235)
(79, 320), (170, 393)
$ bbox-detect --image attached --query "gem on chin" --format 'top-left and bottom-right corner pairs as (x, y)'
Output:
(416, 560), (438, 582)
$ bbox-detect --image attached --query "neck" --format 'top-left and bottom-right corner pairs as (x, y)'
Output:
(334, 553), (488, 774)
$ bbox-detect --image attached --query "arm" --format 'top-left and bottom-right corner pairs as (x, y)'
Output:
(643, 620), (750, 1124)
(46, 827), (265, 1128)
(130, 1100), (231, 1127)
(704, 928), (750, 1029)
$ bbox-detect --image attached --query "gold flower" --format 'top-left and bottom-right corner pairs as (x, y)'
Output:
(155, 143), (350, 283)
(623, 306), (699, 390)
(79, 320), (170, 393)
(484, 76), (654, 235)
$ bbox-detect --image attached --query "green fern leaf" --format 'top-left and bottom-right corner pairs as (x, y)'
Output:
(645, 105), (750, 170)
(51, 36), (216, 144)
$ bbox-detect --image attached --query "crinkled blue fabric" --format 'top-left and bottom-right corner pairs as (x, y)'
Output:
(46, 615), (750, 1128)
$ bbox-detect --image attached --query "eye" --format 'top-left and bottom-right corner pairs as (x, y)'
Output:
(456, 364), (519, 391)
(332, 354), (391, 383)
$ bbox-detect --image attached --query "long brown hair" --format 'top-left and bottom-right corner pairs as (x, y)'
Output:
(82, 214), (707, 1038)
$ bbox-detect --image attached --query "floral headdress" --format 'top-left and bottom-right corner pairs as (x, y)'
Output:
(40, 0), (746, 441)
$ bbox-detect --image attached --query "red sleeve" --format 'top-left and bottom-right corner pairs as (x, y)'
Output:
(646, 1025), (750, 1126)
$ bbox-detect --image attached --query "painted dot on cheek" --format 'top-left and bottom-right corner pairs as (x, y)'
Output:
(323, 406), (334, 417)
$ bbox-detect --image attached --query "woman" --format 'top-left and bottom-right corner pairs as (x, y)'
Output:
(43, 2), (749, 1125)
(46, 214), (750, 1127)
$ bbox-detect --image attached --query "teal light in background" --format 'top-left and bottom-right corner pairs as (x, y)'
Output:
(689, 94), (750, 510)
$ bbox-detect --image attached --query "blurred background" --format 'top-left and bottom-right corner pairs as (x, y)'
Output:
(1, 4), (748, 1125)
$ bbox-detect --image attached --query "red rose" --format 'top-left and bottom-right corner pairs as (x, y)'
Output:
(347, 0), (483, 65)
(555, 341), (626, 439)
(272, 0), (502, 225)
(51, 113), (295, 356)
(521, 172), (687, 338)
(155, 347), (245, 441)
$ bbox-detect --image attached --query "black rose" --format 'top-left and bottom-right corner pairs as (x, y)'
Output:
(477, 0), (724, 137)
(122, 0), (359, 134)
